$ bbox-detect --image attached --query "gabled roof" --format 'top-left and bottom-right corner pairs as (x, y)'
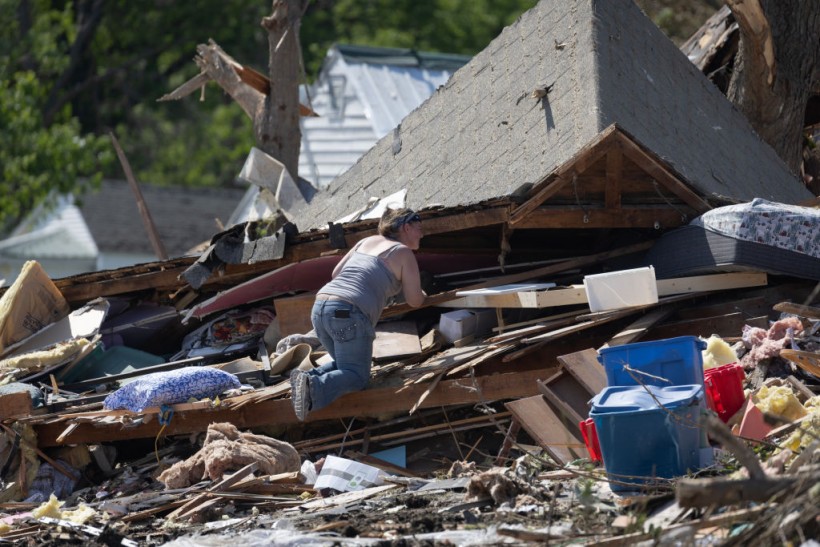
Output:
(298, 44), (469, 188)
(79, 180), (246, 258)
(299, 0), (811, 231)
(0, 195), (97, 259)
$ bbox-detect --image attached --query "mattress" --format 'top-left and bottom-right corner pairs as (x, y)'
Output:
(646, 199), (820, 281)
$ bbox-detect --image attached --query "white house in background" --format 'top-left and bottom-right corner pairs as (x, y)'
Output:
(298, 44), (471, 189)
(229, 44), (471, 225)
(0, 195), (98, 283)
(0, 181), (246, 286)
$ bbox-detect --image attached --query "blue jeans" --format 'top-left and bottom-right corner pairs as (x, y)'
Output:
(308, 299), (376, 411)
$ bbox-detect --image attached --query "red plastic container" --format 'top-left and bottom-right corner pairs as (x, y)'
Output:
(579, 418), (602, 463)
(703, 363), (745, 422)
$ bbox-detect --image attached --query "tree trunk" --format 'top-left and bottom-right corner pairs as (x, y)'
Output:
(726, 0), (820, 175)
(258, 0), (304, 180)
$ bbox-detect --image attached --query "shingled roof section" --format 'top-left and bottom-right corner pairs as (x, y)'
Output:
(299, 0), (811, 231)
(80, 180), (246, 258)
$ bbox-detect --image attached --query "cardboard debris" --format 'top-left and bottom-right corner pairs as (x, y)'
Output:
(0, 261), (70, 356)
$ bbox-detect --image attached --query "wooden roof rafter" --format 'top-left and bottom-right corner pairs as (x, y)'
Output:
(509, 124), (713, 230)
(613, 129), (712, 214)
(509, 125), (620, 226)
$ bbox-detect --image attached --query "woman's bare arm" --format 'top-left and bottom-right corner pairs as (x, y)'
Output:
(397, 248), (426, 307)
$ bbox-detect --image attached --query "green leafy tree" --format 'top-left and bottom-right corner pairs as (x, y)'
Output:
(635, 0), (723, 44)
(0, 0), (112, 233)
(0, 0), (546, 223)
(301, 0), (538, 76)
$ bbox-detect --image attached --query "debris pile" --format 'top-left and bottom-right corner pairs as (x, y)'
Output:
(0, 236), (816, 544)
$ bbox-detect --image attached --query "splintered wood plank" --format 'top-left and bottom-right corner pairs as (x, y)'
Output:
(504, 396), (587, 465)
(439, 272), (768, 309)
(600, 307), (676, 349)
(403, 345), (490, 377)
(168, 463), (258, 521)
(373, 321), (421, 360)
(556, 349), (607, 395)
(780, 349), (820, 377)
(409, 372), (443, 415)
(0, 392), (32, 421)
(502, 307), (641, 363)
(438, 286), (587, 308)
(657, 272), (767, 294)
(58, 265), (190, 305)
(273, 292), (316, 336)
(773, 302), (820, 320)
(413, 207), (509, 235)
(644, 313), (768, 341)
(537, 373), (592, 425)
(674, 296), (768, 321)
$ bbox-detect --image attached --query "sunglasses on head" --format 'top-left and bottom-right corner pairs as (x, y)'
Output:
(396, 211), (421, 228)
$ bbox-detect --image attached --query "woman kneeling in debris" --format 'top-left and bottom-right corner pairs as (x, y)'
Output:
(290, 208), (427, 420)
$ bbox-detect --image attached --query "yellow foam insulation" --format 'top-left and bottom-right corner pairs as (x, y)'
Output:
(32, 494), (63, 519)
(702, 335), (739, 370)
(29, 493), (95, 524)
(61, 503), (96, 524)
(755, 385), (808, 422)
(782, 395), (820, 452)
(0, 338), (89, 372)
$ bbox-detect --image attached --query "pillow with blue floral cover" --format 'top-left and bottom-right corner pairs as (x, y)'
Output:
(103, 366), (240, 412)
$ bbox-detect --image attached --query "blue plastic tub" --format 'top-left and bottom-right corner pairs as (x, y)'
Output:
(598, 336), (706, 388)
(590, 384), (703, 491)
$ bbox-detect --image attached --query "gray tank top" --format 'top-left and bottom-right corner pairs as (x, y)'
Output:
(320, 244), (403, 326)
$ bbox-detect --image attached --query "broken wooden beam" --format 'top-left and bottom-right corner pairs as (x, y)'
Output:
(773, 301), (820, 320)
(439, 272), (768, 309)
(505, 395), (587, 465)
(676, 472), (820, 507)
(33, 368), (548, 447)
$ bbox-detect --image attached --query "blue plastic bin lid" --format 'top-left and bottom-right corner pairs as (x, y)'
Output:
(597, 335), (706, 363)
(590, 384), (703, 414)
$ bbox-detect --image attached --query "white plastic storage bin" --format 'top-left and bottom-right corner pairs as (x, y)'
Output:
(439, 309), (496, 343)
(583, 266), (658, 312)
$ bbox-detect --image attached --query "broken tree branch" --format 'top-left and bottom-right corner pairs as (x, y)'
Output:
(725, 0), (776, 86)
(109, 132), (168, 261)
